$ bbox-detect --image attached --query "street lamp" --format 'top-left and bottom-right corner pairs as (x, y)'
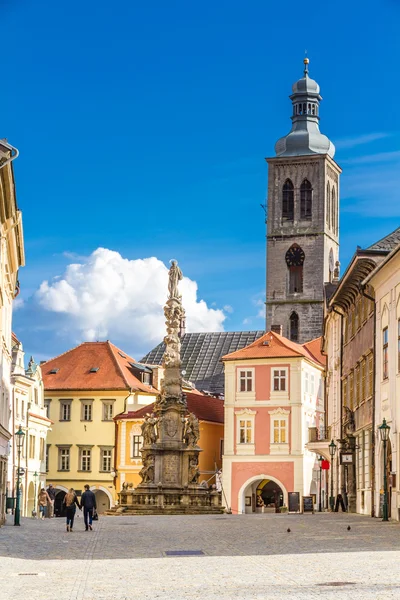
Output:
(318, 456), (323, 512)
(329, 439), (337, 511)
(378, 418), (390, 522)
(14, 425), (25, 526)
(32, 471), (39, 518)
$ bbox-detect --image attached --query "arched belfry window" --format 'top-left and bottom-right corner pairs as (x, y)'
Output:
(285, 244), (305, 294)
(282, 179), (294, 221)
(332, 187), (336, 235)
(326, 182), (331, 228)
(289, 312), (299, 342)
(300, 179), (312, 220)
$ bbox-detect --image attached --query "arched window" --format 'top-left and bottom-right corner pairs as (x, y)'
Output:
(311, 105), (315, 115)
(282, 179), (294, 221)
(326, 182), (331, 228)
(300, 179), (312, 220)
(332, 187), (336, 234)
(303, 103), (306, 114)
(285, 244), (305, 294)
(289, 312), (299, 342)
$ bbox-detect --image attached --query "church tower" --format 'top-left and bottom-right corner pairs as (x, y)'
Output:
(266, 58), (341, 343)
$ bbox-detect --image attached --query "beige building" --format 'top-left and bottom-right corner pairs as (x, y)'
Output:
(363, 238), (400, 520)
(0, 140), (25, 525)
(8, 334), (51, 516)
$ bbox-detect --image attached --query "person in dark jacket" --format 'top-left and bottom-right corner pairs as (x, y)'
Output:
(81, 484), (97, 531)
(46, 484), (56, 518)
(63, 488), (80, 532)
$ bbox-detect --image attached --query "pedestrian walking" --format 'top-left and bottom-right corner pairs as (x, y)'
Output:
(80, 484), (97, 531)
(46, 483), (56, 518)
(38, 488), (51, 520)
(63, 488), (81, 532)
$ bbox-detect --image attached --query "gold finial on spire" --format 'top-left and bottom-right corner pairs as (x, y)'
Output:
(303, 53), (309, 75)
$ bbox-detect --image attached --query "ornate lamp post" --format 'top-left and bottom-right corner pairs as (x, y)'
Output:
(378, 418), (390, 522)
(329, 439), (337, 511)
(318, 455), (323, 512)
(14, 425), (25, 526)
(32, 471), (39, 517)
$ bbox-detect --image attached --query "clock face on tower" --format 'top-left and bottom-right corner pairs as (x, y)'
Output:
(285, 245), (305, 267)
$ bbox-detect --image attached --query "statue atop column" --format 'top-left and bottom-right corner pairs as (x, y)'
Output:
(168, 260), (183, 300)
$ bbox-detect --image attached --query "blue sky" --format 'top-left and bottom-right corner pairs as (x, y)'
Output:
(3, 0), (400, 361)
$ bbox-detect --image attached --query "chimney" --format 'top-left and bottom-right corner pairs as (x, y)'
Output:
(271, 324), (283, 336)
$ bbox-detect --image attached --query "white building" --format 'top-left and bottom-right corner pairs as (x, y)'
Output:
(8, 335), (51, 516)
(0, 140), (25, 525)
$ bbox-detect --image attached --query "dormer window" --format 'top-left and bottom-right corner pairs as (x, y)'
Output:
(89, 367), (99, 373)
(49, 368), (59, 374)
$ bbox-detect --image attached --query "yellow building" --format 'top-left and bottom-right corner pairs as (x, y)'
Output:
(115, 390), (224, 491)
(43, 341), (158, 512)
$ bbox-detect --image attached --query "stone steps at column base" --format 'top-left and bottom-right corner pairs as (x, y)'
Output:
(105, 506), (225, 516)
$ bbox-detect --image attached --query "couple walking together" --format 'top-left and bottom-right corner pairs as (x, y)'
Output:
(63, 484), (97, 532)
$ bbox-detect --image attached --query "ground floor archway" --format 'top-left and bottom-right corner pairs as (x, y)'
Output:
(93, 489), (110, 513)
(54, 489), (66, 517)
(239, 475), (288, 514)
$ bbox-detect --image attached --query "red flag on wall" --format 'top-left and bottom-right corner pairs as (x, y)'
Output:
(321, 460), (330, 470)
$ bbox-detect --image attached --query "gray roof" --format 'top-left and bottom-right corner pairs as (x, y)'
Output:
(368, 227), (400, 251)
(275, 60), (335, 159)
(141, 331), (265, 395)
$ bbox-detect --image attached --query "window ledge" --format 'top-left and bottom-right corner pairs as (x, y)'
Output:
(77, 470), (92, 473)
(57, 469), (70, 472)
(236, 443), (255, 455)
(269, 443), (289, 455)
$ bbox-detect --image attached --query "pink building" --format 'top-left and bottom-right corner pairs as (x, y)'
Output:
(222, 331), (325, 514)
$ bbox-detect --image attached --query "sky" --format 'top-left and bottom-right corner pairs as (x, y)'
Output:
(2, 0), (400, 362)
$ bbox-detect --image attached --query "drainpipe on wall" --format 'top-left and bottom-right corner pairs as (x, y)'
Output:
(360, 285), (376, 519)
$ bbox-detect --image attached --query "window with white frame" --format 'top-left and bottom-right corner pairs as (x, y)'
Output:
(304, 371), (309, 393)
(100, 448), (112, 472)
(131, 435), (143, 458)
(239, 419), (252, 444)
(310, 373), (315, 396)
(273, 369), (287, 392)
(58, 447), (70, 471)
(81, 400), (93, 421)
(60, 400), (72, 421)
(238, 369), (253, 392)
(102, 401), (114, 421)
(44, 399), (51, 419)
(273, 418), (287, 443)
(80, 448), (92, 471)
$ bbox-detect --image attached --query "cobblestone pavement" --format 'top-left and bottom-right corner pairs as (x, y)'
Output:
(2, 512), (400, 599)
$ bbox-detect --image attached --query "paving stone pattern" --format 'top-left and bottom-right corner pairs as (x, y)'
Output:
(2, 512), (400, 599)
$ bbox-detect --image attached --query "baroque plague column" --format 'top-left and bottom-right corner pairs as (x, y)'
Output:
(118, 261), (223, 514)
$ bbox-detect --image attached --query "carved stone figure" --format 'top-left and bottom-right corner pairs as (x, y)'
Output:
(122, 482), (133, 491)
(168, 260), (183, 299)
(188, 456), (200, 484)
(139, 454), (155, 484)
(344, 406), (355, 433)
(184, 413), (200, 447)
(141, 414), (158, 446)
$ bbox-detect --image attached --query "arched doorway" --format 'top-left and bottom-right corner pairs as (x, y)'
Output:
(54, 489), (66, 518)
(93, 489), (110, 513)
(239, 475), (288, 514)
(27, 481), (35, 516)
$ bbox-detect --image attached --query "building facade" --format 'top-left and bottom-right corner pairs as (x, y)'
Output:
(43, 342), (157, 513)
(265, 59), (340, 344)
(222, 331), (325, 514)
(114, 391), (224, 492)
(316, 228), (400, 517)
(0, 140), (25, 524)
(8, 335), (51, 516)
(363, 238), (400, 520)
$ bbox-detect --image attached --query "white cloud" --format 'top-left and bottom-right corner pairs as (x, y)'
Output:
(335, 132), (391, 150)
(223, 304), (234, 314)
(34, 248), (226, 353)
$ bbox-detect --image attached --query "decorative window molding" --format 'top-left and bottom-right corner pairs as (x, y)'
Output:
(271, 368), (288, 394)
(236, 368), (255, 395)
(268, 408), (290, 455)
(235, 408), (256, 454)
(59, 399), (72, 422)
(102, 400), (116, 421)
(80, 399), (94, 422)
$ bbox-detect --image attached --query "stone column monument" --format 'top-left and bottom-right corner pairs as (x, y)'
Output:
(118, 261), (223, 514)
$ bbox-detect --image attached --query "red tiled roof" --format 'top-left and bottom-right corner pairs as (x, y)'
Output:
(116, 392), (224, 424)
(222, 331), (325, 366)
(42, 341), (158, 392)
(303, 337), (326, 366)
